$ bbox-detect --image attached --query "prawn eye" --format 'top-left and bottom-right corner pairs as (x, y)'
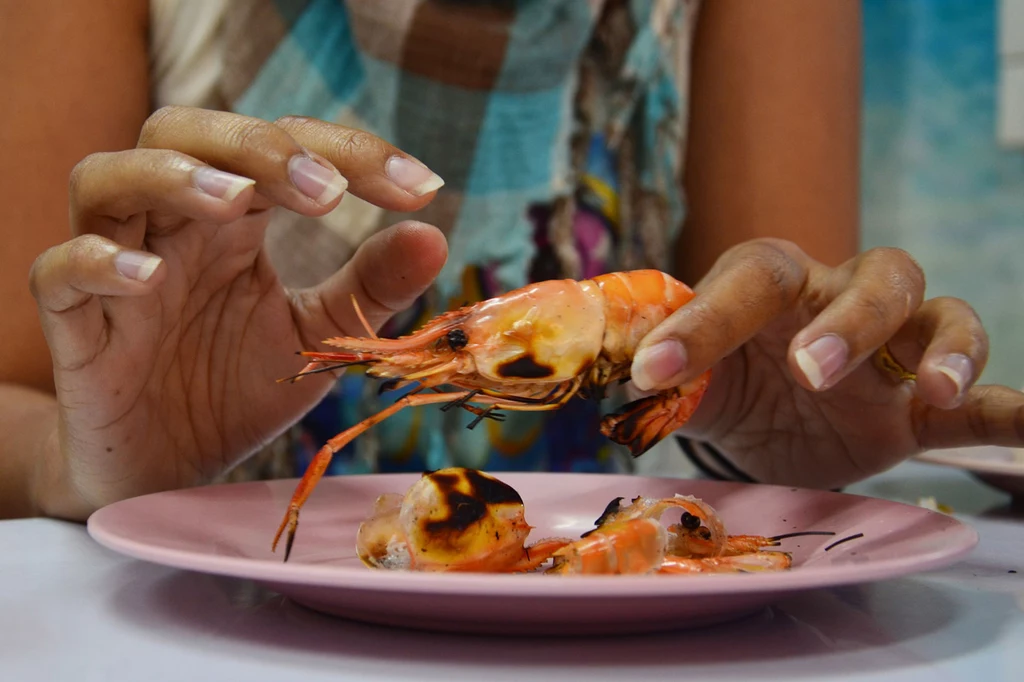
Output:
(446, 328), (468, 350)
(680, 512), (702, 531)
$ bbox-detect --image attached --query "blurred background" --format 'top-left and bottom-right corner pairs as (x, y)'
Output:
(861, 0), (1024, 387)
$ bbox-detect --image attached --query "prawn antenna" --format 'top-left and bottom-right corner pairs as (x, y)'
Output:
(276, 359), (373, 383)
(768, 531), (837, 542)
(350, 294), (379, 340)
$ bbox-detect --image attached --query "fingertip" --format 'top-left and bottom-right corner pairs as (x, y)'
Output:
(113, 249), (163, 280)
(286, 153), (349, 214)
(918, 353), (974, 409)
(386, 220), (449, 276)
(384, 155), (445, 198)
(193, 166), (257, 203)
(346, 220), (449, 321)
(31, 236), (163, 315)
(631, 339), (687, 392)
(789, 334), (849, 391)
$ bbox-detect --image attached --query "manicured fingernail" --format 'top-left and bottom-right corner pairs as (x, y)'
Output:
(115, 251), (162, 282)
(385, 156), (445, 196)
(288, 155), (348, 205)
(795, 334), (848, 389)
(631, 340), (687, 391)
(193, 167), (255, 201)
(936, 353), (972, 396)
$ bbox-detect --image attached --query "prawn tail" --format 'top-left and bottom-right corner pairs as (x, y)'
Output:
(599, 370), (711, 457)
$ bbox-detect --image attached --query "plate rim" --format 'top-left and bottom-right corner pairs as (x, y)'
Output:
(916, 446), (1024, 478)
(86, 473), (980, 598)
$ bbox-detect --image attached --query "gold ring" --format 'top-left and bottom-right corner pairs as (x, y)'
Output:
(873, 343), (917, 382)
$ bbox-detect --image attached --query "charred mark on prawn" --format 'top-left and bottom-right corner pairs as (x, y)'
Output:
(580, 497), (624, 538)
(497, 355), (555, 379)
(422, 469), (523, 534)
(464, 469), (523, 505)
(429, 469), (523, 506)
(424, 492), (487, 533)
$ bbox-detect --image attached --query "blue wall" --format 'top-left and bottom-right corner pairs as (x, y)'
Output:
(862, 0), (1024, 387)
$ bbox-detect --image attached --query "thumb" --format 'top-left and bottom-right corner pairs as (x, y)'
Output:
(292, 220), (448, 342)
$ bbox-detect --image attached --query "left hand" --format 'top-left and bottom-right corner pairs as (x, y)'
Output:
(630, 238), (1024, 489)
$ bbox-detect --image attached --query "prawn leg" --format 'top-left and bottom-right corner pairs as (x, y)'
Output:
(506, 538), (574, 572)
(668, 531), (781, 558)
(273, 382), (583, 561)
(272, 389), (475, 560)
(658, 551), (792, 574)
(600, 371), (711, 456)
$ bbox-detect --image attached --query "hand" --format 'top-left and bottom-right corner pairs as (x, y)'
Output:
(29, 106), (448, 519)
(630, 239), (1024, 489)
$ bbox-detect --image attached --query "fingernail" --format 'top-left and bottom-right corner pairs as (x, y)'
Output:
(795, 334), (848, 390)
(631, 340), (687, 391)
(385, 156), (445, 196)
(288, 155), (348, 205)
(193, 167), (255, 201)
(936, 353), (972, 397)
(115, 251), (162, 282)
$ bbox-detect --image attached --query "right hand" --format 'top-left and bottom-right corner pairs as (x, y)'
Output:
(28, 106), (448, 519)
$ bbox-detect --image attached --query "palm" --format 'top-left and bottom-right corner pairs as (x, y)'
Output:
(691, 313), (921, 489)
(57, 211), (334, 506)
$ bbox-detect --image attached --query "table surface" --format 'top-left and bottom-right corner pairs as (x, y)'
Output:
(3, 459), (1023, 682)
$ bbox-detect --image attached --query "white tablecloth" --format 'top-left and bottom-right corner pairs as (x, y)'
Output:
(2, 461), (1021, 681)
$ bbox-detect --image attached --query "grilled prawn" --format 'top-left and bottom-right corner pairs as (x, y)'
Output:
(356, 468), (570, 572)
(548, 495), (802, 576)
(273, 271), (711, 559)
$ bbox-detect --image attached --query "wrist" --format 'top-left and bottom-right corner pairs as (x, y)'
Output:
(0, 384), (73, 519)
(31, 416), (95, 522)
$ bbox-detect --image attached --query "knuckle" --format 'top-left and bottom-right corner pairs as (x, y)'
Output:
(337, 128), (387, 159)
(138, 105), (184, 146)
(27, 247), (59, 298)
(736, 238), (805, 303)
(272, 114), (313, 131)
(853, 292), (897, 327)
(228, 117), (296, 162)
(870, 246), (926, 293)
(68, 152), (111, 201)
(937, 295), (989, 352)
(63, 235), (106, 271)
(931, 295), (977, 320)
(29, 236), (105, 301)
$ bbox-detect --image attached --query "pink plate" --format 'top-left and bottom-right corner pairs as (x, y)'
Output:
(917, 446), (1024, 497)
(87, 473), (978, 636)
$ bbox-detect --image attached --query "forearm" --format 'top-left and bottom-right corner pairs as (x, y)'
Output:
(0, 383), (60, 519)
(677, 0), (862, 283)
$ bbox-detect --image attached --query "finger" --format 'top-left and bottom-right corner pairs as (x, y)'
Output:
(630, 239), (809, 391)
(788, 247), (926, 391)
(70, 149), (257, 238)
(914, 384), (1024, 450)
(291, 221), (448, 343)
(137, 106), (349, 214)
(907, 297), (989, 409)
(274, 116), (444, 208)
(29, 234), (164, 370)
